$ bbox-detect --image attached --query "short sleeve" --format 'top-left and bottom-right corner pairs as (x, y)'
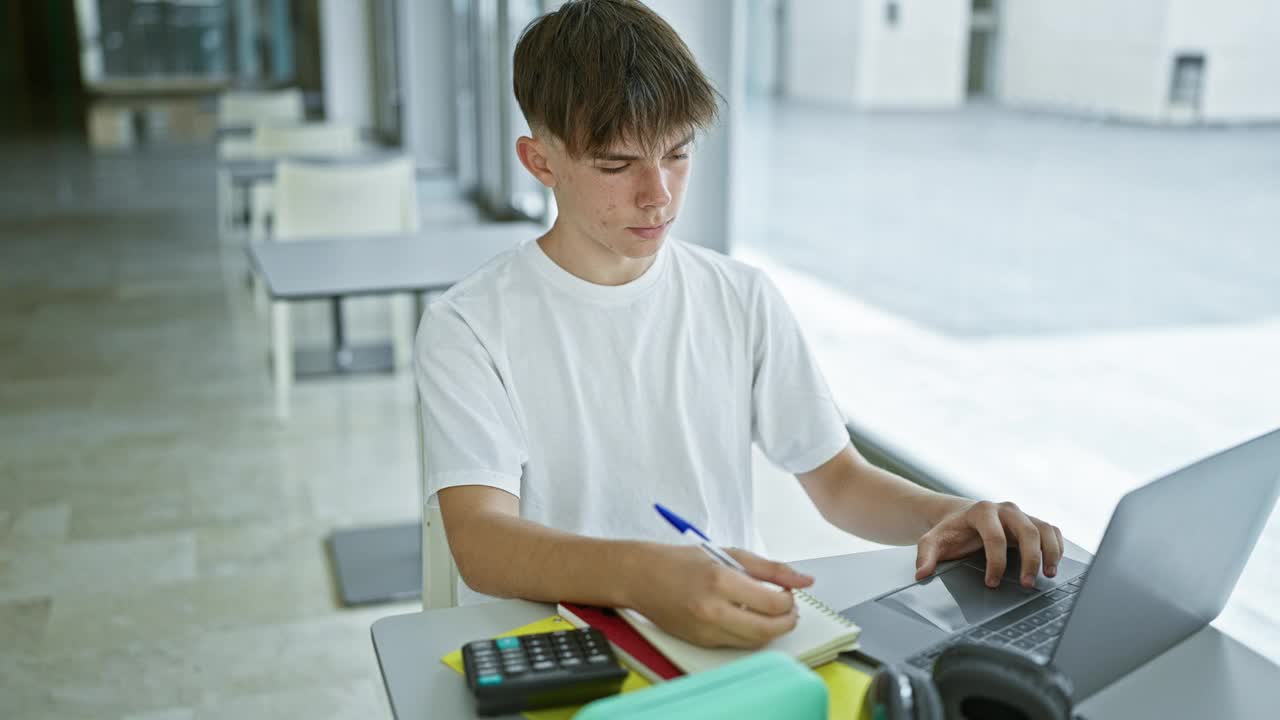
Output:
(414, 301), (526, 501)
(749, 273), (850, 474)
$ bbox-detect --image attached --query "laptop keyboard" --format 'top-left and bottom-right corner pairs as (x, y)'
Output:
(907, 574), (1086, 669)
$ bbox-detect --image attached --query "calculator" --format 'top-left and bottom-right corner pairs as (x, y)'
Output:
(462, 627), (629, 716)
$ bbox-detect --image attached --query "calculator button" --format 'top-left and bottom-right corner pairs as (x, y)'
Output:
(587, 654), (610, 664)
(532, 660), (556, 671)
(477, 674), (503, 686)
(495, 638), (521, 650)
(560, 658), (582, 667)
(503, 665), (527, 676)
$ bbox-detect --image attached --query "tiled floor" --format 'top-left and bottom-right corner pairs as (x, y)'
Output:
(1, 140), (421, 719)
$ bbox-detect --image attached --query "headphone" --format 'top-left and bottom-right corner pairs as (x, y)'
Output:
(860, 643), (1074, 720)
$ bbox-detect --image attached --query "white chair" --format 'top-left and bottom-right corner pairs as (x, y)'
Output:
(249, 122), (363, 240)
(215, 89), (304, 237)
(217, 88), (304, 128)
(419, 402), (460, 609)
(268, 156), (419, 413)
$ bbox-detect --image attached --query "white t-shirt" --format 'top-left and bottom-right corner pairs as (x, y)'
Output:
(414, 236), (849, 603)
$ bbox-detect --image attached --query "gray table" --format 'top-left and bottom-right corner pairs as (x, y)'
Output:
(250, 221), (543, 605)
(250, 221), (541, 407)
(221, 146), (406, 185)
(371, 546), (1280, 719)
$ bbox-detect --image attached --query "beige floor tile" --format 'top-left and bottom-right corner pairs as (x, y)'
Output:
(41, 562), (335, 655)
(3, 503), (71, 546)
(4, 608), (412, 718)
(122, 709), (195, 720)
(0, 532), (196, 604)
(195, 520), (329, 578)
(193, 679), (387, 720)
(0, 596), (52, 653)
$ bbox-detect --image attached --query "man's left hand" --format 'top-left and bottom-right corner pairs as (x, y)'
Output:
(914, 500), (1064, 588)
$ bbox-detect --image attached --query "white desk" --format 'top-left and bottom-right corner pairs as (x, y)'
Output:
(371, 546), (1280, 719)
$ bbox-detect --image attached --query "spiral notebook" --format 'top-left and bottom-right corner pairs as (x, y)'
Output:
(617, 590), (861, 674)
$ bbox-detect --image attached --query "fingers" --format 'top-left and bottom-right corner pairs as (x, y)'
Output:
(691, 595), (800, 649)
(1038, 520), (1064, 577)
(725, 548), (814, 589)
(711, 564), (796, 617)
(998, 502), (1042, 588)
(972, 503), (1008, 588)
(915, 535), (939, 580)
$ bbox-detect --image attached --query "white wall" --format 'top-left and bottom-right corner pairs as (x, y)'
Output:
(1165, 0), (1280, 121)
(319, 0), (376, 128)
(782, 0), (968, 109)
(999, 0), (1280, 123)
(853, 0), (969, 108)
(999, 0), (1170, 121)
(783, 0), (862, 106)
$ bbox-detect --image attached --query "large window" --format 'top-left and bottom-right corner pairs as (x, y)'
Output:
(736, 0), (1279, 662)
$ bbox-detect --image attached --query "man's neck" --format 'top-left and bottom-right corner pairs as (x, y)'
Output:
(537, 220), (658, 287)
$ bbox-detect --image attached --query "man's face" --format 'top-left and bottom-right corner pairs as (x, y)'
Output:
(549, 131), (694, 260)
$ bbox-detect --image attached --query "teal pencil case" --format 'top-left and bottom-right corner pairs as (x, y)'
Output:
(574, 650), (827, 720)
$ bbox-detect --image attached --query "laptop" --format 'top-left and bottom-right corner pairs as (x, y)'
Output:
(841, 428), (1280, 701)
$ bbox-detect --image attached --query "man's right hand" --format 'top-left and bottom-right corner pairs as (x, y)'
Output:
(623, 544), (815, 649)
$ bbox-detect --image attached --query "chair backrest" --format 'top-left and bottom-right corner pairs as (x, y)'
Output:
(217, 88), (304, 127)
(273, 156), (419, 240)
(253, 122), (363, 159)
(418, 394), (460, 609)
(423, 496), (460, 609)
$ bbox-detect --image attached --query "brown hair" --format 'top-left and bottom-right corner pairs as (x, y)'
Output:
(513, 0), (721, 159)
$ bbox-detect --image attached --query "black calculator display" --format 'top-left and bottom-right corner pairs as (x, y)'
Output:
(462, 628), (628, 716)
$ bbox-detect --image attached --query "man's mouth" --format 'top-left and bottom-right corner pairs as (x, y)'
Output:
(626, 218), (672, 240)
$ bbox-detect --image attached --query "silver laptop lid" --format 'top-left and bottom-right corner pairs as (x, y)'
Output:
(1052, 428), (1280, 700)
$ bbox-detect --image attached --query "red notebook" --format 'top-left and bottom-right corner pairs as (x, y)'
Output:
(557, 602), (684, 683)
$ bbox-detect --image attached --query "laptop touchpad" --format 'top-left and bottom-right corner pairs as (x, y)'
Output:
(876, 564), (1039, 633)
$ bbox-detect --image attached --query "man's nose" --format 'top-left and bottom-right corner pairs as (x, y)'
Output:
(636, 165), (672, 210)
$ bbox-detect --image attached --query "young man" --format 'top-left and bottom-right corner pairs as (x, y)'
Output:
(415, 0), (1063, 649)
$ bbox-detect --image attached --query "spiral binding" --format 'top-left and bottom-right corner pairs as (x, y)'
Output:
(794, 589), (861, 630)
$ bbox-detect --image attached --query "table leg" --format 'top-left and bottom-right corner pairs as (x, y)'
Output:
(390, 293), (414, 371)
(331, 297), (354, 370)
(272, 300), (293, 418)
(216, 168), (232, 239)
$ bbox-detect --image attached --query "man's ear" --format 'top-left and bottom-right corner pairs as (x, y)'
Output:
(516, 135), (557, 188)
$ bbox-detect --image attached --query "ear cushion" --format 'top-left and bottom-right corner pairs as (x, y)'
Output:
(862, 665), (945, 720)
(907, 671), (945, 720)
(932, 643), (1073, 720)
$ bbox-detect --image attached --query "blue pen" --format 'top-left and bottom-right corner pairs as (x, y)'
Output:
(654, 503), (749, 574)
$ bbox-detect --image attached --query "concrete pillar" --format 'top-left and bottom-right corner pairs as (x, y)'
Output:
(398, 0), (457, 172)
(645, 0), (746, 254)
(319, 0), (375, 127)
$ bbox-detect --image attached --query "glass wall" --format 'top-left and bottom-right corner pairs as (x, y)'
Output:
(737, 0), (1279, 659)
(76, 0), (297, 86)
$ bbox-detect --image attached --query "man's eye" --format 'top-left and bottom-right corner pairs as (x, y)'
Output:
(668, 153), (690, 161)
(599, 165), (628, 174)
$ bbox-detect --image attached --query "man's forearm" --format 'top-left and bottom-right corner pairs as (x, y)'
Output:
(447, 510), (657, 607)
(816, 457), (970, 546)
